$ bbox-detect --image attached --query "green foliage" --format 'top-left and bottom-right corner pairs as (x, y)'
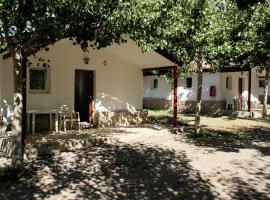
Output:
(0, 0), (128, 56)
(213, 1), (270, 69)
(0, 166), (19, 181)
(119, 0), (269, 78)
(117, 0), (238, 79)
(1, 0), (269, 72)
(0, 165), (39, 185)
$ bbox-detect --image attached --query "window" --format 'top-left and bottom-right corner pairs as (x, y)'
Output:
(152, 79), (158, 89)
(29, 68), (50, 93)
(226, 76), (232, 90)
(259, 80), (264, 88)
(186, 78), (192, 88)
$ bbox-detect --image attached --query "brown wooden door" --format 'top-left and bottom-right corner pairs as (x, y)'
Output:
(75, 70), (94, 123)
(238, 78), (243, 97)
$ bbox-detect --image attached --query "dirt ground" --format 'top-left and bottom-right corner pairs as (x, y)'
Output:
(0, 112), (269, 200)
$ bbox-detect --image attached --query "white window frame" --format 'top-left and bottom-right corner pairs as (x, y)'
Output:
(29, 67), (51, 94)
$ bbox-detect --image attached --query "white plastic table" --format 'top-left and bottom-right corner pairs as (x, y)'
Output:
(27, 109), (59, 135)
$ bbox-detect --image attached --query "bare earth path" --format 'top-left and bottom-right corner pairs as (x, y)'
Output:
(0, 113), (269, 199)
(111, 125), (270, 200)
(111, 113), (270, 199)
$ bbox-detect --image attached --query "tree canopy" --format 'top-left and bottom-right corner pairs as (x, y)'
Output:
(116, 1), (229, 65)
(0, 0), (128, 56)
(224, 1), (270, 68)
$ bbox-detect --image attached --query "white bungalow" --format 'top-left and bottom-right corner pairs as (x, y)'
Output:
(0, 38), (176, 133)
(143, 68), (270, 114)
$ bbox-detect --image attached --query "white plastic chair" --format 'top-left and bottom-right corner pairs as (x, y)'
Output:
(240, 96), (248, 110)
(58, 105), (80, 133)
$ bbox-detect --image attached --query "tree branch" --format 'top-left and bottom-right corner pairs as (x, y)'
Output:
(0, 33), (5, 44)
(24, 38), (61, 57)
(21, 33), (42, 50)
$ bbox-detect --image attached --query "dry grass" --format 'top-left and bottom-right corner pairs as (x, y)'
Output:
(147, 110), (270, 133)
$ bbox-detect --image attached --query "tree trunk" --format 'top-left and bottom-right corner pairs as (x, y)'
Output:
(173, 65), (178, 128)
(262, 65), (270, 118)
(195, 53), (203, 134)
(11, 50), (24, 167)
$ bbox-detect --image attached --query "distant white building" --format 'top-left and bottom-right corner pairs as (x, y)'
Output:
(143, 69), (270, 113)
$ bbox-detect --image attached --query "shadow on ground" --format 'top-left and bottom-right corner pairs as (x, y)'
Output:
(0, 140), (216, 200)
(147, 114), (191, 128)
(230, 178), (270, 200)
(147, 111), (270, 156)
(184, 126), (270, 156)
(145, 111), (270, 199)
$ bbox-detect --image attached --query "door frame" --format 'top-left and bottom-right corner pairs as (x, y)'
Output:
(74, 69), (95, 124)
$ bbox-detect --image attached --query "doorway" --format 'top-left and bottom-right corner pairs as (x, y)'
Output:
(238, 78), (243, 97)
(238, 77), (244, 110)
(75, 70), (94, 123)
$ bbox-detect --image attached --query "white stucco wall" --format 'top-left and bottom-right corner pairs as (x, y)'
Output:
(143, 69), (270, 104)
(0, 55), (3, 109)
(0, 57), (3, 108)
(143, 76), (172, 100)
(178, 73), (222, 101)
(257, 70), (270, 96)
(220, 70), (259, 102)
(1, 57), (13, 107)
(177, 76), (196, 101)
(143, 73), (222, 101)
(1, 39), (143, 113)
(106, 39), (174, 68)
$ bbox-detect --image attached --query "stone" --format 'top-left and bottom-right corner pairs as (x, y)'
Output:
(170, 127), (184, 134)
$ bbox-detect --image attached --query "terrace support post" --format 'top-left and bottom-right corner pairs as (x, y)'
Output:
(173, 65), (178, 128)
(248, 68), (251, 112)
